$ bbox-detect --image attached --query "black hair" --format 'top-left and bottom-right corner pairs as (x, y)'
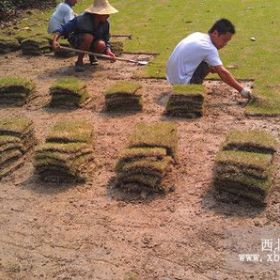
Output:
(208, 18), (235, 35)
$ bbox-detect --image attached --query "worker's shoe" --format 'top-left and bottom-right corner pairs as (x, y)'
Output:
(74, 62), (86, 72)
(89, 55), (99, 66)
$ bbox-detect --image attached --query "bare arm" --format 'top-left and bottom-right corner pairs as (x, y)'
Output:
(211, 65), (243, 92)
(52, 33), (61, 50)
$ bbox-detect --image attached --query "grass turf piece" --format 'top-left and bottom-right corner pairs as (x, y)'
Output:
(46, 120), (93, 144)
(50, 78), (87, 95)
(0, 115), (33, 137)
(0, 76), (35, 94)
(215, 172), (271, 200)
(116, 147), (167, 171)
(35, 142), (92, 154)
(0, 37), (20, 54)
(222, 129), (278, 154)
(117, 173), (160, 189)
(129, 122), (178, 158)
(215, 151), (273, 180)
(104, 81), (142, 97)
(119, 156), (173, 175)
(49, 78), (89, 107)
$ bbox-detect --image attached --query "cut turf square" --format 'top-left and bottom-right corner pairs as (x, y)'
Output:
(49, 77), (90, 107)
(165, 84), (204, 118)
(222, 129), (278, 154)
(114, 123), (177, 194)
(34, 119), (95, 182)
(104, 81), (142, 112)
(0, 115), (35, 179)
(21, 37), (51, 56)
(214, 129), (277, 204)
(128, 122), (178, 158)
(0, 76), (35, 106)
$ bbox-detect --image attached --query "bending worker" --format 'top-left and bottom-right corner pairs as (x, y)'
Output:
(52, 0), (118, 72)
(48, 0), (77, 34)
(166, 18), (252, 99)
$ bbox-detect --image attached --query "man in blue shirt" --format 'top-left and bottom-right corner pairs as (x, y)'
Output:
(48, 0), (77, 34)
(52, 0), (118, 72)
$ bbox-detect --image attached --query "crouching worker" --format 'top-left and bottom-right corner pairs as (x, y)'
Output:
(166, 18), (252, 99)
(52, 0), (118, 72)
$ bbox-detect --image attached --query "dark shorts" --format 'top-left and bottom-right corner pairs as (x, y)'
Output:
(189, 61), (210, 84)
(68, 33), (100, 51)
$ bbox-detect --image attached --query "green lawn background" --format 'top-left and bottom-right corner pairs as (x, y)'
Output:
(3, 0), (280, 115)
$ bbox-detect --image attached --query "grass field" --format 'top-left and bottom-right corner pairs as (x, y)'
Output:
(1, 0), (280, 115)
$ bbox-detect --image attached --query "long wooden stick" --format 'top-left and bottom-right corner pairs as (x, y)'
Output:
(59, 46), (148, 65)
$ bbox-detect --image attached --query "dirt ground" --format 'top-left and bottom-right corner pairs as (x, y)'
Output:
(0, 51), (280, 280)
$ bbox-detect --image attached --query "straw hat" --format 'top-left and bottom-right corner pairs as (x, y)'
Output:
(85, 0), (118, 15)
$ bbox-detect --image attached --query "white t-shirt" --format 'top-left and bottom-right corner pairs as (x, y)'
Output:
(48, 3), (75, 33)
(166, 32), (222, 84)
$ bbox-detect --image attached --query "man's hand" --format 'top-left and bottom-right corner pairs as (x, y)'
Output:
(52, 40), (60, 51)
(240, 88), (252, 99)
(105, 49), (116, 62)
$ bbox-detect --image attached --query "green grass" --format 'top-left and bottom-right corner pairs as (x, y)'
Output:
(46, 120), (93, 144)
(222, 129), (278, 154)
(50, 77), (86, 94)
(129, 122), (178, 158)
(0, 76), (35, 93)
(1, 0), (280, 114)
(0, 115), (33, 135)
(216, 150), (272, 171)
(172, 84), (204, 96)
(105, 81), (141, 96)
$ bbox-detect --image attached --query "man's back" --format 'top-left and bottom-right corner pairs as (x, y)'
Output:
(166, 32), (222, 84)
(48, 2), (75, 33)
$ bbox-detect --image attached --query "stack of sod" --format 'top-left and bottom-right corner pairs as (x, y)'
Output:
(0, 116), (35, 179)
(214, 129), (278, 204)
(110, 40), (124, 57)
(105, 81), (142, 112)
(21, 37), (51, 56)
(115, 122), (178, 193)
(49, 78), (90, 108)
(34, 120), (95, 182)
(0, 37), (20, 54)
(165, 84), (204, 118)
(0, 76), (35, 106)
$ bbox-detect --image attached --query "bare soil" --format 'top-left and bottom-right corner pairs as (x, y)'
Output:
(0, 51), (280, 280)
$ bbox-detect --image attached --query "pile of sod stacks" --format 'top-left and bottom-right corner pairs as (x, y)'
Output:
(214, 129), (278, 204)
(34, 120), (95, 182)
(0, 76), (35, 106)
(21, 37), (51, 56)
(105, 81), (142, 112)
(165, 84), (204, 118)
(115, 122), (177, 193)
(0, 116), (35, 179)
(49, 77), (90, 108)
(0, 36), (20, 54)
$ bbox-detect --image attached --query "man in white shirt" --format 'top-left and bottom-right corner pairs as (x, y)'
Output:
(166, 18), (251, 99)
(48, 0), (77, 34)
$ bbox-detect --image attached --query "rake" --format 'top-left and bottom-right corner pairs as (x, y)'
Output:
(59, 46), (149, 66)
